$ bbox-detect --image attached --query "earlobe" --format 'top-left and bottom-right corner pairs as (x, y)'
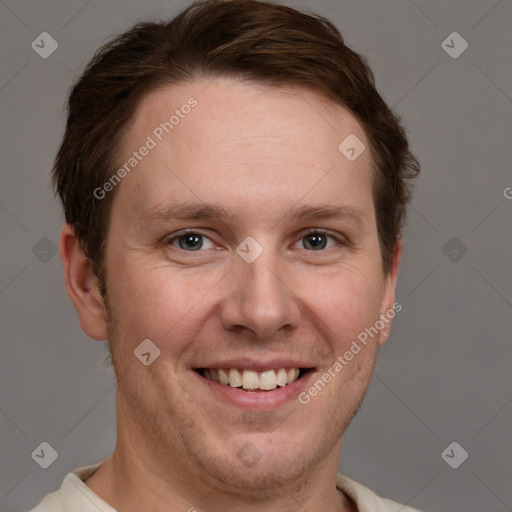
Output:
(59, 224), (108, 341)
(377, 236), (403, 346)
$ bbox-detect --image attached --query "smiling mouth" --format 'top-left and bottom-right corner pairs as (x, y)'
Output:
(194, 367), (311, 392)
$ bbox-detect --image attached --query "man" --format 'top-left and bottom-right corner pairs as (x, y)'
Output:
(30, 0), (422, 510)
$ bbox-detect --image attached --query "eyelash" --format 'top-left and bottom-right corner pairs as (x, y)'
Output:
(165, 229), (345, 253)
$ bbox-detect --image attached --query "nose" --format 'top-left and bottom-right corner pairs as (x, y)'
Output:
(219, 245), (302, 339)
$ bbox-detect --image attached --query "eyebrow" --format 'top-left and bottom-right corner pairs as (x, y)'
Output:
(136, 202), (367, 228)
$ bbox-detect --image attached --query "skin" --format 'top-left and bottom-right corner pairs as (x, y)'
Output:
(60, 77), (402, 512)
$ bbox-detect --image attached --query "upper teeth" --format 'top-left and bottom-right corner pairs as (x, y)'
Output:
(202, 368), (300, 390)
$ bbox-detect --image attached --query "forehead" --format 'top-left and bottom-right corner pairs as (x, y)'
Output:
(114, 77), (374, 225)
(123, 78), (367, 153)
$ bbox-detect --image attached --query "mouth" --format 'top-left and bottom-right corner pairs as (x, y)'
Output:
(193, 367), (312, 392)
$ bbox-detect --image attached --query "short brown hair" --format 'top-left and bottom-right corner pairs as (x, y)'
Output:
(53, 0), (420, 295)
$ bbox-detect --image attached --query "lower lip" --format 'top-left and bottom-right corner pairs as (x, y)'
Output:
(193, 370), (315, 410)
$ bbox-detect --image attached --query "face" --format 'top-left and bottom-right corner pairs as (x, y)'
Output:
(86, 78), (400, 497)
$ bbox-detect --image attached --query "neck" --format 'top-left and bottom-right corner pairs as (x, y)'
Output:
(85, 405), (358, 512)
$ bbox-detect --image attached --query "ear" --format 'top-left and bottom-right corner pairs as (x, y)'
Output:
(377, 236), (403, 346)
(59, 224), (108, 341)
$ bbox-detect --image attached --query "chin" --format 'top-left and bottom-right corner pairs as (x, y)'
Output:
(211, 458), (313, 501)
(200, 435), (320, 495)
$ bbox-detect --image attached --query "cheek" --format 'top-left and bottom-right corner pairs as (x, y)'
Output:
(104, 257), (220, 344)
(302, 269), (384, 342)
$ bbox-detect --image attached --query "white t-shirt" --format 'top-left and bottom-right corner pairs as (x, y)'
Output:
(28, 463), (423, 512)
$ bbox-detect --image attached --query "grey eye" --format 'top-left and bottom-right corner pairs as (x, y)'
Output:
(169, 232), (215, 251)
(300, 232), (337, 250)
(178, 233), (203, 251)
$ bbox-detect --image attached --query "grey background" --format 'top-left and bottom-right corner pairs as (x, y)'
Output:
(0, 0), (510, 511)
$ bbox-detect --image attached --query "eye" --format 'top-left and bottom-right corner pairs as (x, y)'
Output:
(294, 230), (340, 251)
(168, 231), (215, 251)
(165, 229), (343, 253)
